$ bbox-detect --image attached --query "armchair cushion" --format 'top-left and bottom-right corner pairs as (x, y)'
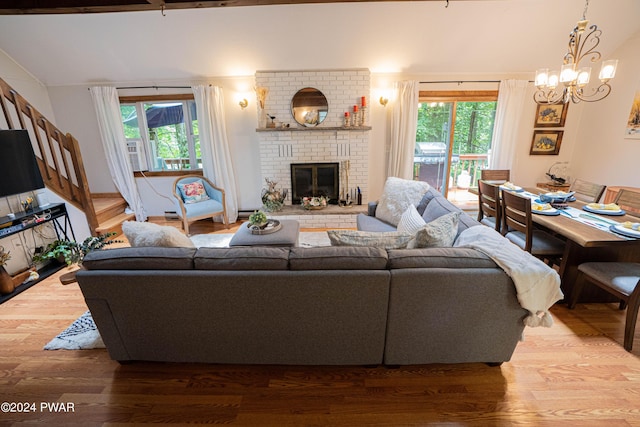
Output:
(177, 179), (211, 204)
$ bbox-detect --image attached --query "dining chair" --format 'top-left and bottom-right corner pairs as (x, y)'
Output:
(614, 189), (640, 217)
(570, 178), (606, 203)
(173, 175), (229, 236)
(568, 262), (640, 351)
(480, 169), (510, 182)
(501, 190), (565, 266)
(477, 179), (502, 232)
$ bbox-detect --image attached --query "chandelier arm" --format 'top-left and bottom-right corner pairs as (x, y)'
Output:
(571, 82), (612, 103)
(575, 25), (603, 65)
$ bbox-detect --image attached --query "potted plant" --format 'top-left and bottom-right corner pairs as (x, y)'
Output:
(248, 210), (268, 228)
(32, 232), (119, 267)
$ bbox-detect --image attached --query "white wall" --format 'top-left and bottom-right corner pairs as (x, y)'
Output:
(570, 30), (640, 189)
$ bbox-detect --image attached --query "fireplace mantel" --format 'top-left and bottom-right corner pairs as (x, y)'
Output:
(256, 126), (371, 132)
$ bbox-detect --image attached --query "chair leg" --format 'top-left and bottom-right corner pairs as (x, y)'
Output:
(623, 294), (640, 352)
(568, 272), (588, 309)
(183, 218), (190, 236)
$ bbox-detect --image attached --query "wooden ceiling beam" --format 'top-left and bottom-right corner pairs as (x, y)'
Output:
(0, 0), (445, 15)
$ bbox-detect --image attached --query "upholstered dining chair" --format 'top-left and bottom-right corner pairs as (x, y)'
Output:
(173, 175), (229, 235)
(477, 179), (502, 232)
(568, 262), (640, 351)
(614, 189), (640, 217)
(480, 169), (510, 182)
(501, 190), (565, 266)
(570, 178), (606, 203)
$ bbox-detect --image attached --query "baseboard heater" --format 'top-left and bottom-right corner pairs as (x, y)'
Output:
(164, 211), (179, 220)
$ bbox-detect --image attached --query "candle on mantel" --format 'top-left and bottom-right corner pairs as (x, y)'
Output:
(361, 96), (367, 107)
(353, 105), (358, 113)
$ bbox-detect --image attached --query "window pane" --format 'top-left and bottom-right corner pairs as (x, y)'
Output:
(121, 104), (141, 139)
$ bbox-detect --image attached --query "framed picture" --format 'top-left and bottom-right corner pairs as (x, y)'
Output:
(530, 130), (563, 155)
(534, 103), (568, 127)
(625, 90), (640, 139)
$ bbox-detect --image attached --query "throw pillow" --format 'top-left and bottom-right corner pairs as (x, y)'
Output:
(397, 204), (426, 234)
(177, 180), (210, 204)
(408, 211), (460, 248)
(327, 230), (415, 249)
(375, 177), (430, 227)
(122, 221), (195, 248)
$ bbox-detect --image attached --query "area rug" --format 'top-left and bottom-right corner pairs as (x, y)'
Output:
(44, 311), (105, 350)
(189, 231), (331, 248)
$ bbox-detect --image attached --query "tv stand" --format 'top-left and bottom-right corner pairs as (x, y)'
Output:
(0, 203), (75, 304)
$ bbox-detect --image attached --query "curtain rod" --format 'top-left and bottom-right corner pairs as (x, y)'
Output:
(419, 80), (534, 84)
(116, 85), (191, 90)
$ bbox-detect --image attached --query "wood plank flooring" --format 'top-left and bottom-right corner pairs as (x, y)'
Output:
(1, 219), (640, 426)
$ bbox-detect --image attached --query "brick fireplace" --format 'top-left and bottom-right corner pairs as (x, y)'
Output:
(255, 69), (371, 227)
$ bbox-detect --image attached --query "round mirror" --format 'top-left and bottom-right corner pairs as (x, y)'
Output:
(291, 87), (328, 127)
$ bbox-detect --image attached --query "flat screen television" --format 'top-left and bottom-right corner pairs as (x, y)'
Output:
(0, 130), (45, 198)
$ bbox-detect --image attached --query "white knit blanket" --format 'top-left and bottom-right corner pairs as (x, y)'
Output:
(454, 225), (563, 327)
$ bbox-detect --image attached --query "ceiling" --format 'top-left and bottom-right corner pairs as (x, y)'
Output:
(0, 0), (638, 87)
(1, 0), (445, 15)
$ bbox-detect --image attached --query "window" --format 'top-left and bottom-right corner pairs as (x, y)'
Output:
(414, 91), (497, 199)
(120, 95), (200, 173)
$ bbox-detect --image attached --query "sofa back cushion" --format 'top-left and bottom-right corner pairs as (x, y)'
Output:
(289, 247), (388, 270)
(82, 247), (197, 270)
(387, 247), (497, 269)
(195, 247), (290, 270)
(421, 193), (479, 235)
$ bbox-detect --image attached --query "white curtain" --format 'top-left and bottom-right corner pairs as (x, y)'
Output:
(89, 86), (147, 222)
(387, 80), (419, 179)
(489, 80), (530, 170)
(192, 85), (239, 223)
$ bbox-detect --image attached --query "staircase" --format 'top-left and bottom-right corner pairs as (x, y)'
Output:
(1, 77), (131, 236)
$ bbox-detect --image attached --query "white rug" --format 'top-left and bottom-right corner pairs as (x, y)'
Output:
(189, 231), (331, 248)
(44, 311), (105, 350)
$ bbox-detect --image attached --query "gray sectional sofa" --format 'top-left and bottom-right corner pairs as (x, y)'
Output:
(77, 186), (529, 365)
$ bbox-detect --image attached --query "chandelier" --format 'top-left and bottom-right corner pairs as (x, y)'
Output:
(534, 0), (618, 104)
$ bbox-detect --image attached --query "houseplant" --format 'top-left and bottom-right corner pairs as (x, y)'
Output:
(0, 246), (13, 295)
(248, 210), (268, 228)
(32, 232), (119, 267)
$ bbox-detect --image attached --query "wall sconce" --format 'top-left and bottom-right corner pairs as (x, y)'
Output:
(379, 96), (389, 107)
(238, 98), (248, 109)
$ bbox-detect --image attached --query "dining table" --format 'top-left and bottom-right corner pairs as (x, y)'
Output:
(518, 186), (640, 303)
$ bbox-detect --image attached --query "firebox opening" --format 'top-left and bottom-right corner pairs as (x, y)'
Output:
(290, 162), (339, 205)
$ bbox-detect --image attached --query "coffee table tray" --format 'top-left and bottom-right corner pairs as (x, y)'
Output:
(248, 219), (281, 235)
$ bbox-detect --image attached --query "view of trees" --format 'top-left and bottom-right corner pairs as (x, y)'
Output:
(415, 101), (496, 156)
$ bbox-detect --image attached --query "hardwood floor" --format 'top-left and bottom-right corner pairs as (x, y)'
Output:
(1, 219), (639, 426)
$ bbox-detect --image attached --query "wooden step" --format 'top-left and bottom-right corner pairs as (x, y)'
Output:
(95, 212), (136, 237)
(92, 193), (129, 225)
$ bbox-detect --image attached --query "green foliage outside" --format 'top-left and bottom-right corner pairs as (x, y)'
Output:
(120, 102), (201, 170)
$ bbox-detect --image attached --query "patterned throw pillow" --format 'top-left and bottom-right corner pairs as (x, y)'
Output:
(178, 180), (210, 204)
(327, 230), (415, 249)
(408, 211), (460, 248)
(397, 205), (426, 234)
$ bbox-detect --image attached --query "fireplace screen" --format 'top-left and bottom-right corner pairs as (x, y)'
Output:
(290, 162), (339, 204)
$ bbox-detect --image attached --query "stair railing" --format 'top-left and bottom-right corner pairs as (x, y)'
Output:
(0, 77), (99, 235)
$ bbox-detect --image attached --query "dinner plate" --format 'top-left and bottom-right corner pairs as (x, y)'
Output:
(583, 205), (626, 216)
(500, 185), (523, 192)
(609, 224), (640, 238)
(534, 197), (576, 204)
(532, 206), (560, 216)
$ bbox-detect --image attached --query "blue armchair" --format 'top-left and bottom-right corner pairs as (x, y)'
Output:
(172, 175), (229, 235)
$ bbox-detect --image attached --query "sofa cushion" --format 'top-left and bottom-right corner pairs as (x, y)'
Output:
(122, 221), (195, 248)
(375, 177), (430, 227)
(397, 204), (426, 234)
(356, 213), (396, 232)
(387, 247), (498, 269)
(289, 246), (388, 270)
(82, 247), (196, 270)
(327, 230), (414, 249)
(194, 247), (289, 270)
(408, 211), (460, 248)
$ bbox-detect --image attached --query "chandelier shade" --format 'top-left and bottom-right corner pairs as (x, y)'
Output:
(534, 1), (618, 105)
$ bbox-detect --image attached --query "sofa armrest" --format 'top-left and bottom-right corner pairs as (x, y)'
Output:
(367, 201), (378, 217)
